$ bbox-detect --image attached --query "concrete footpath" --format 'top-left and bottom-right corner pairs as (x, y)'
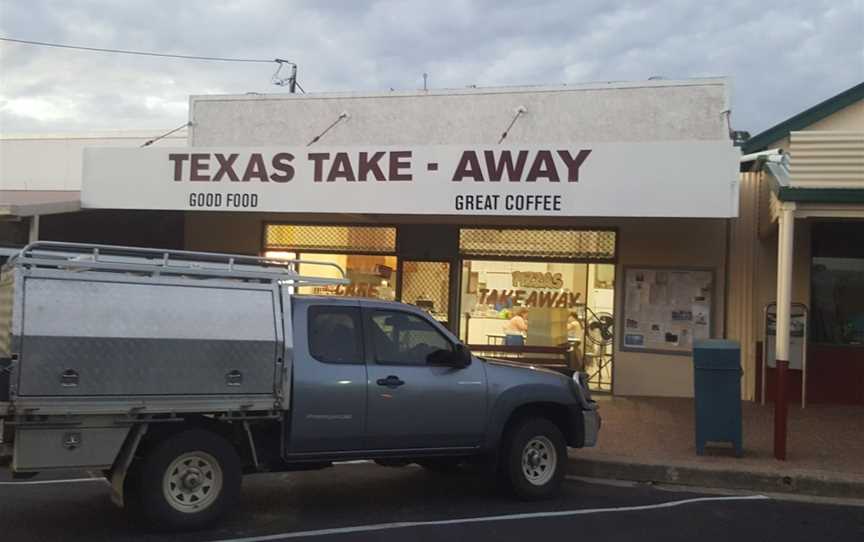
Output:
(568, 396), (864, 499)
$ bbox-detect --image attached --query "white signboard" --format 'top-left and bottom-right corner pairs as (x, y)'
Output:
(82, 142), (739, 217)
(764, 304), (807, 370)
(621, 267), (714, 355)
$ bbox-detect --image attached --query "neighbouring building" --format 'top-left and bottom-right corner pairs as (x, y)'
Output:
(733, 82), (864, 405)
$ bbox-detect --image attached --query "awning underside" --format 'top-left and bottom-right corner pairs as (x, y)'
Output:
(0, 190), (81, 217)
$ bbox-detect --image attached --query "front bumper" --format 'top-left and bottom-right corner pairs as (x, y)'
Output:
(582, 408), (601, 447)
(566, 403), (601, 448)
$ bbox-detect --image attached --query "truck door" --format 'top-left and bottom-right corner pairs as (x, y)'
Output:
(363, 307), (487, 450)
(286, 299), (367, 453)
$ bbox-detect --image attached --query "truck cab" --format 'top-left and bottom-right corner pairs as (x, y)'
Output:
(288, 296), (488, 454)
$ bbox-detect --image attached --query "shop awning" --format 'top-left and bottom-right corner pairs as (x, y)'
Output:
(0, 190), (81, 217)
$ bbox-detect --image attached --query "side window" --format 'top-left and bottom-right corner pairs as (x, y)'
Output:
(369, 310), (453, 365)
(308, 306), (363, 364)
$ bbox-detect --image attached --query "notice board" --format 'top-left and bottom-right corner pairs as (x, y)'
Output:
(621, 267), (714, 355)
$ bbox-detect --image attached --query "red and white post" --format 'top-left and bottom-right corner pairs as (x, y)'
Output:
(774, 202), (796, 460)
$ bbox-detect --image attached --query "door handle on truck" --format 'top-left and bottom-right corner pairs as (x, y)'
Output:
(376, 375), (404, 388)
(225, 370), (243, 386)
(60, 369), (79, 387)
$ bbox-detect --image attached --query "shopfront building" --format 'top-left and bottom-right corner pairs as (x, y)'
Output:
(2, 78), (740, 397)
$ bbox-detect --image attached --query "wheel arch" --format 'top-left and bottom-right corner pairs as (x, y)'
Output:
(110, 416), (253, 509)
(485, 393), (583, 452)
(500, 402), (578, 446)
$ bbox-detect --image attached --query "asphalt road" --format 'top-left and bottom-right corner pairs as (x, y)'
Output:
(1, 463), (862, 542)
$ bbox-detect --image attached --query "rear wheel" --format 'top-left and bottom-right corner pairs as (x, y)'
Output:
(125, 429), (241, 531)
(499, 417), (566, 500)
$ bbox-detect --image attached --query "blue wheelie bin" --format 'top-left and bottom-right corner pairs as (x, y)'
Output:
(692, 339), (743, 456)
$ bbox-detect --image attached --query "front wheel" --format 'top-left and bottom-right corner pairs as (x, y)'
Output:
(125, 429), (241, 531)
(499, 417), (566, 500)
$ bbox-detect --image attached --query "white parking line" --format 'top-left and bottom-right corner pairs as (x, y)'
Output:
(0, 477), (108, 486)
(210, 494), (769, 541)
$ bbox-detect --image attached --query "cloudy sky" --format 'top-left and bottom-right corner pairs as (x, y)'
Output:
(0, 0), (862, 136)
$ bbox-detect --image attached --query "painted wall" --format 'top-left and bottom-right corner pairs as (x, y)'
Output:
(764, 98), (864, 151)
(0, 130), (185, 191)
(612, 219), (727, 397)
(808, 100), (864, 131)
(189, 79), (730, 147)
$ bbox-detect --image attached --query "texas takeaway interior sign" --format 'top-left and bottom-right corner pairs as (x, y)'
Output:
(82, 142), (740, 217)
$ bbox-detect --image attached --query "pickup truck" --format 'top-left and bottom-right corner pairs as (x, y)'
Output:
(0, 242), (600, 530)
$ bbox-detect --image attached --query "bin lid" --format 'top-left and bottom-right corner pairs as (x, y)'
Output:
(692, 339), (741, 370)
(693, 339), (740, 350)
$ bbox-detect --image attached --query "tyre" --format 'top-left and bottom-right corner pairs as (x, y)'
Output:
(125, 429), (241, 531)
(499, 417), (566, 500)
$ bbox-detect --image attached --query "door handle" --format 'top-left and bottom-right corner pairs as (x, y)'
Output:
(60, 369), (79, 387)
(376, 375), (404, 388)
(225, 370), (243, 386)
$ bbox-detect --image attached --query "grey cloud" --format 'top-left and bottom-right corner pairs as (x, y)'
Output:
(0, 0), (862, 134)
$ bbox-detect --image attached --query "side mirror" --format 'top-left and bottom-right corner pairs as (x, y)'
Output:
(428, 344), (472, 368)
(453, 344), (472, 368)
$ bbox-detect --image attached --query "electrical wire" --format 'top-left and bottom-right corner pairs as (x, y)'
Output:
(0, 36), (275, 63)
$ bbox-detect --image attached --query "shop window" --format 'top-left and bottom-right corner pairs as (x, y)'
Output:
(811, 222), (864, 345)
(263, 224), (398, 301)
(459, 228), (616, 260)
(265, 251), (398, 300)
(459, 259), (615, 390)
(400, 261), (450, 324)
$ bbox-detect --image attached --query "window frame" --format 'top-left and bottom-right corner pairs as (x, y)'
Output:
(362, 307), (456, 367)
(306, 305), (365, 365)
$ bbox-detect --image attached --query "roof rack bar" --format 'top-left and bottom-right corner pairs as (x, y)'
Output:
(6, 241), (350, 286)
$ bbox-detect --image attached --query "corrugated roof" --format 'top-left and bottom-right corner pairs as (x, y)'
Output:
(742, 82), (864, 153)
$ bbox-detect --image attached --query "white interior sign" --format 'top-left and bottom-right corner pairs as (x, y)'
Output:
(82, 142), (740, 217)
